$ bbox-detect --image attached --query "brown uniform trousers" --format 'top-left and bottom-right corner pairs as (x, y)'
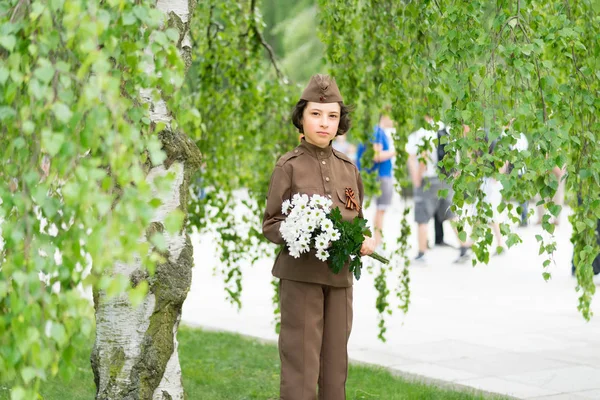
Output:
(279, 280), (353, 400)
(263, 139), (364, 400)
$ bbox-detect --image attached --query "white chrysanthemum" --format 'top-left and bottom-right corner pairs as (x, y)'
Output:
(320, 219), (333, 232)
(289, 243), (301, 258)
(293, 226), (303, 238)
(286, 231), (299, 243)
(313, 210), (326, 224)
(304, 207), (315, 218)
(314, 233), (330, 250)
(292, 193), (309, 207)
(322, 197), (333, 211)
(297, 233), (310, 247)
(304, 218), (320, 233)
(299, 242), (310, 254)
(283, 224), (301, 241)
(281, 219), (298, 233)
(280, 225), (293, 242)
(329, 228), (340, 242)
(287, 207), (301, 221)
(281, 200), (292, 215)
(309, 195), (328, 209)
(316, 249), (329, 262)
(295, 218), (311, 233)
(279, 221), (290, 234)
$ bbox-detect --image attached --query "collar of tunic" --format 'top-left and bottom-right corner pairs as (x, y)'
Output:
(298, 138), (333, 160)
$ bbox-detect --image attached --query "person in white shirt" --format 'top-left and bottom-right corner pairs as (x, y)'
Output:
(406, 115), (471, 264)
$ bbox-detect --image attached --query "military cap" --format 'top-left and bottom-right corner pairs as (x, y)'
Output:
(300, 74), (343, 103)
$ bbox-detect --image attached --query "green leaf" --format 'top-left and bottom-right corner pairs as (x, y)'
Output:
(51, 102), (73, 123)
(576, 221), (587, 233)
(521, 44), (534, 56)
(49, 0), (65, 11)
(0, 66), (8, 85)
(34, 62), (55, 84)
(458, 230), (467, 243)
(164, 209), (185, 234)
(106, 274), (130, 298)
(122, 12), (136, 25)
(50, 323), (67, 346)
(41, 129), (65, 156)
(10, 387), (26, 400)
(128, 280), (149, 307)
(0, 35), (16, 52)
(0, 281), (7, 299)
(147, 139), (166, 165)
(10, 68), (23, 84)
(0, 106), (16, 121)
(150, 232), (167, 252)
(548, 204), (562, 217)
(42, 198), (58, 219)
(12, 271), (27, 286)
(542, 272), (551, 281)
(166, 28), (179, 42)
(149, 198), (162, 208)
(20, 367), (37, 384)
(544, 222), (556, 235)
(133, 5), (150, 23)
(96, 195), (112, 217)
(506, 233), (521, 247)
(22, 120), (35, 134)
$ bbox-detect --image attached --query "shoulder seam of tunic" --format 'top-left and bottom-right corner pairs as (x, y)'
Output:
(332, 148), (355, 167)
(276, 148), (304, 167)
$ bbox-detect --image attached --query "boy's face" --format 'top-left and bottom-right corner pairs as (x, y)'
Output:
(301, 102), (341, 148)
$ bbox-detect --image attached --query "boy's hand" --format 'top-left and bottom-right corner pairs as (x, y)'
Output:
(360, 236), (376, 256)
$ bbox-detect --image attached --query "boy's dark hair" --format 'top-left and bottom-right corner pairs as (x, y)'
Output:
(291, 100), (352, 136)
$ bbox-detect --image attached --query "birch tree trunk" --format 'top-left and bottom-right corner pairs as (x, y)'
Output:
(91, 1), (200, 399)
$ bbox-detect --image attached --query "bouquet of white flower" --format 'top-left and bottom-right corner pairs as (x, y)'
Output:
(279, 193), (389, 280)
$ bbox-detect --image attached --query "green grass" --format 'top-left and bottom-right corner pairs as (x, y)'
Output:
(1, 327), (507, 399)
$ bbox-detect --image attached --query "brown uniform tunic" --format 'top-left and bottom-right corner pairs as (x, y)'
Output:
(263, 139), (365, 400)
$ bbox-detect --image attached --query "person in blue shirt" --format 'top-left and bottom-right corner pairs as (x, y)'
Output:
(357, 111), (396, 248)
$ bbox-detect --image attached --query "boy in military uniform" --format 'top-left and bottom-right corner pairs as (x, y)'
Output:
(263, 74), (376, 400)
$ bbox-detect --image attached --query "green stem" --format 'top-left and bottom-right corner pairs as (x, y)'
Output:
(369, 252), (389, 264)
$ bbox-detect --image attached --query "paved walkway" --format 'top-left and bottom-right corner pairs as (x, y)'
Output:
(182, 194), (600, 399)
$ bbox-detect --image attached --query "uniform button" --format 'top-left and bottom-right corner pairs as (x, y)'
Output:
(327, 194), (332, 198)
(320, 151), (324, 156)
(294, 150), (299, 153)
(321, 161), (326, 165)
(325, 177), (330, 182)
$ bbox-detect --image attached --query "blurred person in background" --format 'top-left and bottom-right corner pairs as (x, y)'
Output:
(332, 133), (357, 164)
(407, 116), (471, 264)
(356, 108), (396, 250)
